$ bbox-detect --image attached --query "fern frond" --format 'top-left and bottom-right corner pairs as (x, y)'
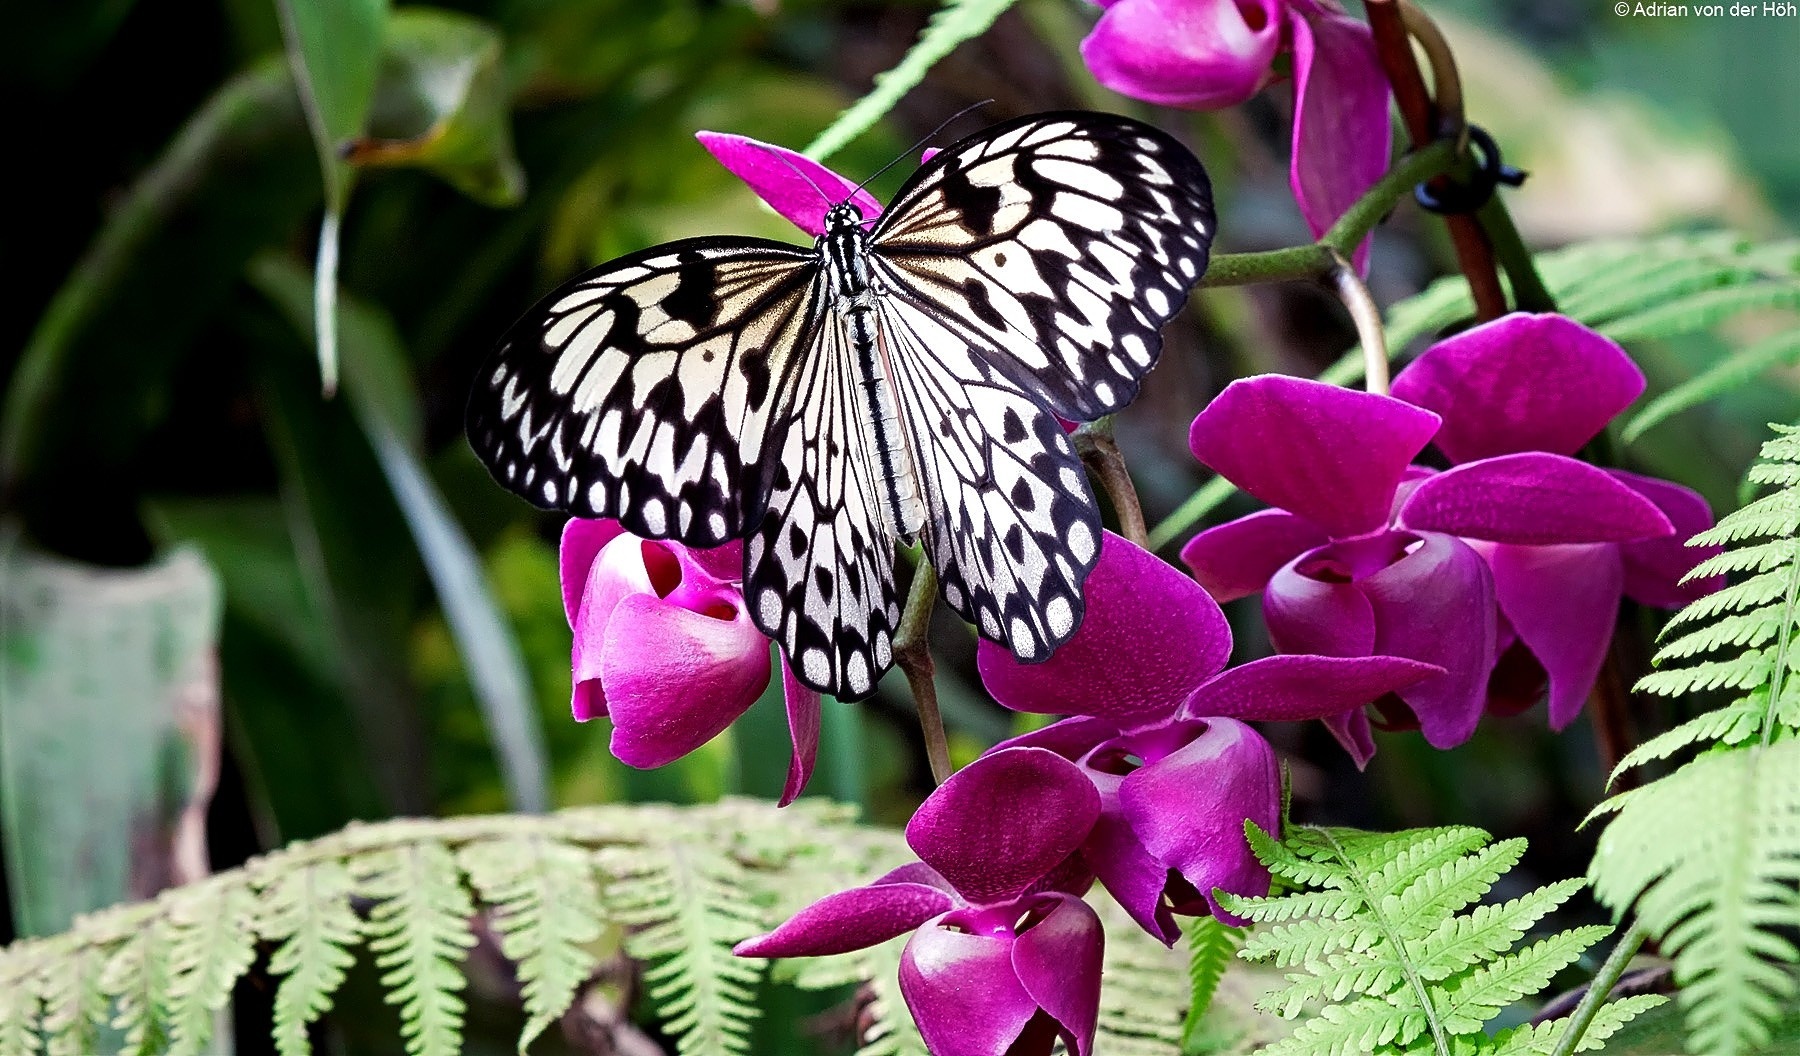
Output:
(162, 879), (257, 1056)
(36, 937), (107, 1056)
(1228, 825), (1656, 1056)
(1591, 740), (1800, 1055)
(804, 0), (1018, 161)
(356, 841), (478, 1056)
(1179, 915), (1245, 1054)
(1489, 993), (1670, 1055)
(460, 837), (604, 1052)
(99, 915), (172, 1055)
(255, 856), (361, 1056)
(852, 935), (927, 1056)
(0, 944), (43, 1056)
(599, 838), (765, 1056)
(1097, 901), (1189, 1056)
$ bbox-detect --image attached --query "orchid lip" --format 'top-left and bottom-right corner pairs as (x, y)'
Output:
(1081, 720), (1210, 775)
(1293, 530), (1424, 583)
(939, 896), (1059, 939)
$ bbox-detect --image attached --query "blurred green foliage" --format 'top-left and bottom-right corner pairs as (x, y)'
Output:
(3, 0), (1798, 1051)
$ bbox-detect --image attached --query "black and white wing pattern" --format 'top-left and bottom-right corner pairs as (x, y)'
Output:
(467, 238), (818, 547)
(865, 112), (1214, 661)
(744, 308), (901, 699)
(872, 112), (1214, 422)
(467, 110), (1215, 700)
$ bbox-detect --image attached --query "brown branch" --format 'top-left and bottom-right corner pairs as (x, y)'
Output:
(1364, 0), (1507, 322)
(1076, 417), (1148, 548)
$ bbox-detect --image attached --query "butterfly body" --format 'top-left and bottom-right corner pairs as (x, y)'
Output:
(468, 112), (1215, 700)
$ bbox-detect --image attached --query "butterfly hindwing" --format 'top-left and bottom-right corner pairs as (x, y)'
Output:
(466, 237), (818, 546)
(871, 112), (1214, 423)
(879, 288), (1100, 663)
(745, 303), (900, 700)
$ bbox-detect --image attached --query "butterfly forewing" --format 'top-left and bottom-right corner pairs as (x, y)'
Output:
(870, 113), (1214, 422)
(466, 238), (819, 547)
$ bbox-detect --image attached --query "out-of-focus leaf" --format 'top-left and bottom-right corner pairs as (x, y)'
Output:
(1625, 329), (1800, 443)
(0, 60), (319, 547)
(144, 497), (387, 841)
(0, 1), (141, 89)
(347, 8), (525, 207)
(805, 0), (1019, 162)
(251, 256), (550, 813)
(0, 542), (222, 937)
(252, 316), (433, 815)
(275, 0), (388, 393)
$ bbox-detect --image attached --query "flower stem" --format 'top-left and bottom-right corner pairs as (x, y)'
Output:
(1076, 416), (1149, 548)
(895, 561), (951, 785)
(1200, 140), (1457, 289)
(1548, 920), (1649, 1056)
(1325, 253), (1391, 396)
(1365, 0), (1508, 322)
(1476, 196), (1557, 313)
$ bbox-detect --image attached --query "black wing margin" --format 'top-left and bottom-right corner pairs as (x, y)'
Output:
(466, 238), (819, 547)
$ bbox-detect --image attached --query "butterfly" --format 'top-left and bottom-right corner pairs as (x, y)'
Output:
(467, 110), (1214, 700)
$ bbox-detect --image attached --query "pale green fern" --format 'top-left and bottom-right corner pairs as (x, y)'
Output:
(255, 856), (361, 1056)
(1220, 824), (1662, 1056)
(804, 0), (1018, 162)
(1181, 916), (1249, 1055)
(1586, 423), (1800, 1056)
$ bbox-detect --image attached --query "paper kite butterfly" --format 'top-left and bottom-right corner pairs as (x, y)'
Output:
(467, 111), (1215, 699)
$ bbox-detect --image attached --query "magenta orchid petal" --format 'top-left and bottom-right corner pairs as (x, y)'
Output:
(734, 882), (957, 958)
(905, 748), (1101, 905)
(779, 657), (822, 807)
(1011, 896), (1106, 1056)
(1263, 561), (1378, 659)
(1485, 542), (1623, 730)
(991, 716), (1116, 760)
(695, 131), (881, 237)
(1399, 452), (1674, 545)
(569, 531), (662, 721)
(978, 532), (1231, 727)
(1085, 779), (1182, 944)
(560, 518), (627, 624)
(1357, 533), (1496, 749)
(1191, 653), (1443, 722)
(900, 922), (1040, 1056)
(1181, 509), (1331, 601)
(599, 594), (771, 768)
(1390, 314), (1647, 462)
(1323, 708), (1377, 769)
(1117, 718), (1281, 924)
(1288, 8), (1392, 272)
(1189, 376), (1442, 538)
(1080, 0), (1284, 110)
(1610, 470), (1723, 607)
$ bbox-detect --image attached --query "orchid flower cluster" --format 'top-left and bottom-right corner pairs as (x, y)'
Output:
(551, 32), (1723, 1053)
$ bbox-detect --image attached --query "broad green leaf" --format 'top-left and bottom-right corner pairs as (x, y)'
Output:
(349, 9), (525, 208)
(275, 0), (389, 393)
(250, 255), (549, 813)
(0, 544), (221, 938)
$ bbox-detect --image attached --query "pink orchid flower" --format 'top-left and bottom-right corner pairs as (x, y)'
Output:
(561, 519), (820, 804)
(1079, 0), (1392, 269)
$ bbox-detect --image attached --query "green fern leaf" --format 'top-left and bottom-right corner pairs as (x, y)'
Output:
(1489, 993), (1670, 1054)
(1179, 916), (1245, 1054)
(1602, 283), (1800, 344)
(459, 837), (604, 1053)
(1093, 899), (1189, 1056)
(35, 937), (107, 1056)
(0, 944), (43, 1056)
(100, 916), (172, 1056)
(851, 934), (927, 1056)
(599, 840), (765, 1056)
(804, 0), (1018, 162)
(1625, 330), (1800, 442)
(1591, 740), (1800, 1055)
(1231, 825), (1657, 1056)
(356, 841), (478, 1056)
(256, 856), (361, 1056)
(162, 879), (258, 1056)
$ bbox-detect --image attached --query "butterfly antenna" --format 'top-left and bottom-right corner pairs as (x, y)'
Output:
(847, 99), (993, 206)
(752, 142), (836, 209)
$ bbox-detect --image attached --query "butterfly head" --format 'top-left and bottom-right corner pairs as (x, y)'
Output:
(822, 201), (866, 235)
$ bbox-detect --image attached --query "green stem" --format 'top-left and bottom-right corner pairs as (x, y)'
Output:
(1548, 920), (1648, 1056)
(894, 563), (950, 785)
(1476, 196), (1557, 313)
(1199, 140), (1457, 288)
